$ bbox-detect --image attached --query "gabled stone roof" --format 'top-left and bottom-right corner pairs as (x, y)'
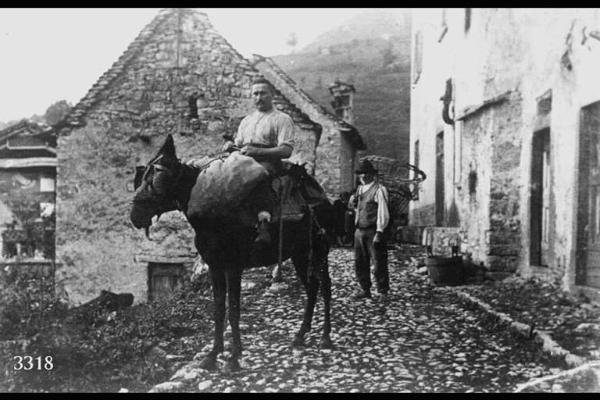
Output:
(252, 54), (366, 150)
(55, 8), (320, 133)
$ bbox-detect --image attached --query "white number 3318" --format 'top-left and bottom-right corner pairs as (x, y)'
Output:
(13, 356), (53, 370)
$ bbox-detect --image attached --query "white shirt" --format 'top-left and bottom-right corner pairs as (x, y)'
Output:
(234, 109), (295, 149)
(351, 181), (390, 233)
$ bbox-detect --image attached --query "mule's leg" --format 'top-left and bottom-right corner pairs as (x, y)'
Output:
(292, 253), (319, 348)
(318, 252), (334, 349)
(225, 268), (243, 371)
(199, 266), (226, 370)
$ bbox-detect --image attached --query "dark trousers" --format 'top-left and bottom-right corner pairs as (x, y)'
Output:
(354, 227), (389, 294)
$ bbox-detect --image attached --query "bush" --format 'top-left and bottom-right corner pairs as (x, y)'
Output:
(0, 279), (212, 392)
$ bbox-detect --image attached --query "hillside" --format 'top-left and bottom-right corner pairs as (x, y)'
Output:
(271, 10), (411, 162)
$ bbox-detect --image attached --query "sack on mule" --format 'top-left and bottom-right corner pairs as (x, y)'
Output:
(187, 152), (269, 219)
(271, 163), (331, 223)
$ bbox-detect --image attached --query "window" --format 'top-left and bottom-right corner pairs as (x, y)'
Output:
(187, 94), (199, 120)
(40, 176), (55, 192)
(413, 30), (423, 84)
(187, 91), (207, 120)
(465, 8), (472, 33)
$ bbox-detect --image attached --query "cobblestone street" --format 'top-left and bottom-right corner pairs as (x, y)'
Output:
(156, 246), (565, 393)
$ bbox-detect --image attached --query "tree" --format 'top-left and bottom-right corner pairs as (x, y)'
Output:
(30, 114), (45, 124)
(44, 100), (72, 126)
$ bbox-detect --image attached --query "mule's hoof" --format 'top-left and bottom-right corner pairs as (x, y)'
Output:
(292, 337), (306, 348)
(226, 358), (242, 372)
(198, 356), (217, 371)
(320, 337), (334, 350)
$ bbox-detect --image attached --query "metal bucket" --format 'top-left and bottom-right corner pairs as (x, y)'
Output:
(426, 256), (464, 286)
(423, 227), (464, 286)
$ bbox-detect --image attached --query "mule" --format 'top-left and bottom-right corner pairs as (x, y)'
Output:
(130, 134), (334, 371)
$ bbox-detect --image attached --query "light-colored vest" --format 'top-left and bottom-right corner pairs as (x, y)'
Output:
(357, 183), (379, 229)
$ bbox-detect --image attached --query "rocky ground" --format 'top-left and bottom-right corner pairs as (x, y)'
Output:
(455, 274), (600, 361)
(144, 245), (596, 393)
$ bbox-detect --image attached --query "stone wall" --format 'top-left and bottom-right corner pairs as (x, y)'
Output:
(456, 94), (523, 272)
(315, 132), (342, 197)
(339, 134), (356, 194)
(487, 94), (523, 272)
(56, 9), (323, 305)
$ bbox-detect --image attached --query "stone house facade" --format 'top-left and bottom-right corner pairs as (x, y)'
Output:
(409, 8), (600, 298)
(54, 8), (363, 305)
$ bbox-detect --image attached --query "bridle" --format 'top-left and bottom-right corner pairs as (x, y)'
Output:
(135, 154), (185, 212)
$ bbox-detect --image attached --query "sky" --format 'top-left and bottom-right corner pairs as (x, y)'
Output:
(0, 8), (400, 122)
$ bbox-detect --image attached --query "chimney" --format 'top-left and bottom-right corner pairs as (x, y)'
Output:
(328, 79), (356, 124)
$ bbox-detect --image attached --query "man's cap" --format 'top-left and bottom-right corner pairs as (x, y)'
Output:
(355, 159), (378, 175)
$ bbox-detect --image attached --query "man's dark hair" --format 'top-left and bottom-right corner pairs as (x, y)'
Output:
(251, 76), (274, 92)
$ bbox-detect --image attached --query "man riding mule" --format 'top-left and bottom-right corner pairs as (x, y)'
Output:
(187, 76), (298, 250)
(131, 131), (334, 371)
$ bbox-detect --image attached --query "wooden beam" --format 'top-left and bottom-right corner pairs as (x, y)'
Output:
(0, 157), (57, 169)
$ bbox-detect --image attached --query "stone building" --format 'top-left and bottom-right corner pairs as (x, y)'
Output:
(409, 8), (600, 298)
(54, 8), (364, 305)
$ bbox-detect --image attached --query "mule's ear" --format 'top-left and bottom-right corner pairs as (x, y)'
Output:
(161, 134), (177, 159)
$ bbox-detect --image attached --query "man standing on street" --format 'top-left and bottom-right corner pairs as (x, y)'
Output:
(349, 159), (390, 300)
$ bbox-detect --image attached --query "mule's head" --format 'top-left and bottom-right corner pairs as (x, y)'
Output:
(130, 134), (182, 234)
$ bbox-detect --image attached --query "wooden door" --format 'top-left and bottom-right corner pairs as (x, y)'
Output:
(148, 263), (183, 301)
(541, 137), (551, 265)
(436, 132), (445, 226)
(578, 103), (600, 288)
(530, 129), (550, 266)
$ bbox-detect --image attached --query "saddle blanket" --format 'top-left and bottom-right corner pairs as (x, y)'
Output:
(187, 152), (269, 219)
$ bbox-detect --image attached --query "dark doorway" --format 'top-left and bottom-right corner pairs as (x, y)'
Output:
(577, 102), (600, 288)
(436, 131), (445, 226)
(530, 128), (550, 266)
(148, 263), (184, 301)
